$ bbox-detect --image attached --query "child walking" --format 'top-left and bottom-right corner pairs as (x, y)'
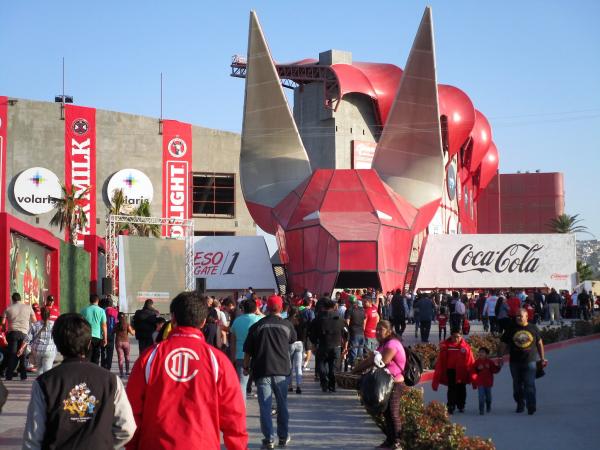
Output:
(437, 307), (448, 341)
(472, 346), (502, 415)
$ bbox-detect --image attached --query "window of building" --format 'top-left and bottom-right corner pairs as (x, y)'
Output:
(194, 231), (236, 236)
(192, 173), (235, 217)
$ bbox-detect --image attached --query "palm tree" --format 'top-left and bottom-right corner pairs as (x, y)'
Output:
(132, 200), (161, 237)
(50, 184), (89, 244)
(577, 260), (594, 282)
(548, 214), (589, 234)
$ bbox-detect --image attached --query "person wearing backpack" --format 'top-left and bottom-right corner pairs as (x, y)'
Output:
(353, 320), (406, 450)
(100, 297), (118, 371)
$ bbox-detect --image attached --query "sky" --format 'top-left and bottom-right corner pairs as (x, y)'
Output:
(1, 0), (599, 239)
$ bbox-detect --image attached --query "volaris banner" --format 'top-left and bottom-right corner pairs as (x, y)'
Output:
(0, 96), (7, 212)
(194, 236), (277, 291)
(162, 120), (192, 237)
(65, 105), (96, 245)
(415, 233), (576, 290)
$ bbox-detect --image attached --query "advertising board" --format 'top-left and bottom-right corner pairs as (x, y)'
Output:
(9, 232), (52, 305)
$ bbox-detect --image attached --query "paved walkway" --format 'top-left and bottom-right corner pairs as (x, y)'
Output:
(2, 326), (598, 449)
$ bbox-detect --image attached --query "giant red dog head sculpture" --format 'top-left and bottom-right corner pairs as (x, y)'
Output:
(239, 8), (498, 294)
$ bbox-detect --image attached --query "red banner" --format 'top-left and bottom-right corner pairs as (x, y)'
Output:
(65, 105), (96, 245)
(162, 120), (192, 237)
(0, 96), (7, 212)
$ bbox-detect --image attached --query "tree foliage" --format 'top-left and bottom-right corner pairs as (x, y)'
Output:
(577, 260), (594, 282)
(50, 184), (89, 244)
(548, 214), (589, 234)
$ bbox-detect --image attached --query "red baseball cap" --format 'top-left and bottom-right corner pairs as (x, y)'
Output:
(267, 295), (283, 311)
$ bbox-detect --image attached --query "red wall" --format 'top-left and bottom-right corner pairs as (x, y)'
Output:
(477, 172), (501, 233)
(499, 172), (564, 233)
(0, 213), (61, 314)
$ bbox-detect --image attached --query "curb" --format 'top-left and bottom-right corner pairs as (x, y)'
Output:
(417, 332), (600, 385)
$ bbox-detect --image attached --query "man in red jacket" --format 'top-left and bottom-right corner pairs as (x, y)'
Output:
(125, 291), (248, 450)
(432, 328), (475, 414)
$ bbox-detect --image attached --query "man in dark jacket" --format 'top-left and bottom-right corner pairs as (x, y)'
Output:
(418, 293), (435, 343)
(546, 288), (561, 325)
(23, 313), (135, 448)
(132, 299), (159, 354)
(311, 299), (345, 393)
(390, 289), (406, 336)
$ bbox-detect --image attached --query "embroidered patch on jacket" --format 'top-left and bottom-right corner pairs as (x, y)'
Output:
(63, 383), (99, 422)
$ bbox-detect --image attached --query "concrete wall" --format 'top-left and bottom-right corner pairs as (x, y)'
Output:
(4, 98), (255, 239)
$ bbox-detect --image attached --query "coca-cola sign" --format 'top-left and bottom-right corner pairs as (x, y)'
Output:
(452, 243), (543, 274)
(416, 234), (576, 290)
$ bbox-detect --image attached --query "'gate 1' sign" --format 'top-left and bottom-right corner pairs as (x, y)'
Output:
(13, 167), (62, 215)
(416, 233), (576, 290)
(193, 236), (277, 290)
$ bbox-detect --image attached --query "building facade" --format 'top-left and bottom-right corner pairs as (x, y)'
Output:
(1, 98), (255, 239)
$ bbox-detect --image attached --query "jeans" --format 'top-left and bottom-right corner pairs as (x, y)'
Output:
(438, 325), (447, 341)
(446, 369), (466, 411)
(88, 337), (103, 365)
(116, 340), (131, 376)
(420, 320), (432, 343)
(478, 386), (492, 412)
(450, 313), (462, 332)
(548, 303), (561, 322)
(101, 333), (116, 371)
(257, 376), (289, 442)
(235, 359), (249, 404)
(364, 338), (378, 354)
(5, 331), (27, 380)
(288, 341), (303, 388)
(510, 361), (537, 410)
(391, 319), (406, 336)
(347, 335), (365, 366)
(33, 350), (56, 375)
(414, 316), (420, 336)
(137, 337), (154, 355)
(318, 347), (341, 391)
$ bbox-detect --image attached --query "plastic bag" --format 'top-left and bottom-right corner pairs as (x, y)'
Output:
(359, 367), (395, 416)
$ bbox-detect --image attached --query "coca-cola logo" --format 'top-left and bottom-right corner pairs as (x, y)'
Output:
(451, 243), (543, 274)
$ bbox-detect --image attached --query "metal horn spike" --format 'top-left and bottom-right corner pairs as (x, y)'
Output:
(240, 11), (312, 215)
(371, 6), (444, 211)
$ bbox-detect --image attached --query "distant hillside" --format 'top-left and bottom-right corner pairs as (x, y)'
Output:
(577, 240), (600, 278)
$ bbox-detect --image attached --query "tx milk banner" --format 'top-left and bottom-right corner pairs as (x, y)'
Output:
(416, 233), (576, 290)
(194, 236), (277, 291)
(162, 120), (192, 238)
(65, 104), (96, 245)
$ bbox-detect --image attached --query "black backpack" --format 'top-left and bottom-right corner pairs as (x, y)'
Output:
(403, 346), (424, 386)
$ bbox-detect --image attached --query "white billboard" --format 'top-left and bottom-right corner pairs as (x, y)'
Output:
(416, 234), (576, 290)
(13, 167), (62, 215)
(194, 236), (277, 291)
(106, 169), (154, 209)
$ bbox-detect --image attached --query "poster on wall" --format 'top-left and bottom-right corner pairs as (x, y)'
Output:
(0, 96), (7, 212)
(9, 233), (52, 305)
(352, 140), (377, 169)
(65, 105), (96, 246)
(415, 233), (577, 290)
(194, 236), (277, 291)
(162, 120), (192, 238)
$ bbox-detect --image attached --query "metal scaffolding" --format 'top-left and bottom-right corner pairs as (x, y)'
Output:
(105, 215), (195, 292)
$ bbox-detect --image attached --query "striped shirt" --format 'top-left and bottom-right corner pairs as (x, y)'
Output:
(25, 320), (57, 354)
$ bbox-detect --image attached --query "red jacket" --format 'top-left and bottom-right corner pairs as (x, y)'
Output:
(472, 357), (501, 388)
(125, 326), (247, 450)
(432, 338), (474, 390)
(507, 297), (521, 317)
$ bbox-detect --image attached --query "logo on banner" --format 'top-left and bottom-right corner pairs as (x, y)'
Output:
(13, 167), (62, 214)
(106, 169), (154, 209)
(168, 137), (187, 158)
(165, 347), (199, 382)
(166, 161), (188, 237)
(451, 243), (543, 274)
(72, 119), (89, 136)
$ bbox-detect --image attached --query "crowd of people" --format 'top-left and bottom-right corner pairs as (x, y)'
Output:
(0, 284), (596, 449)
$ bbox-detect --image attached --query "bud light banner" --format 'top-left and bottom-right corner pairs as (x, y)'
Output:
(162, 120), (192, 237)
(65, 105), (96, 246)
(0, 96), (8, 212)
(194, 236), (277, 291)
(415, 234), (576, 290)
